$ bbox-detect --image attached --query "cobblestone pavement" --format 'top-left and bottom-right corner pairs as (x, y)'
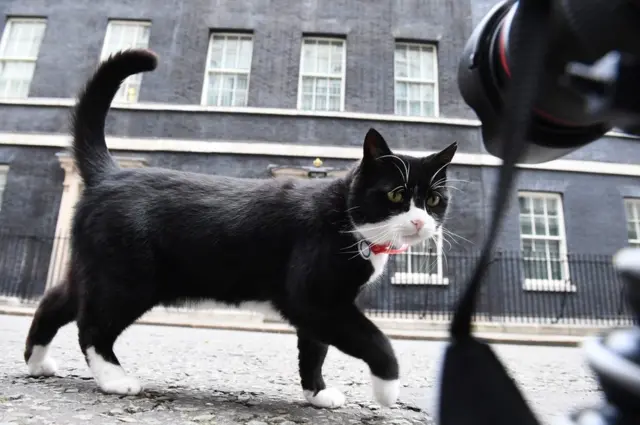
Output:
(1, 314), (601, 425)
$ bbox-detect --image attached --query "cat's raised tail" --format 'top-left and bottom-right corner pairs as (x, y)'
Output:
(71, 49), (158, 187)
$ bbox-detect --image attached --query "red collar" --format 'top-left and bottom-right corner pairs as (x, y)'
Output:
(370, 243), (409, 255)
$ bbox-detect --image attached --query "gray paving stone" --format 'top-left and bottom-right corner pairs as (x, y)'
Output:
(0, 314), (601, 424)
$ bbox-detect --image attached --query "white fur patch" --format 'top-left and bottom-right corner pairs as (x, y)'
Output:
(303, 388), (346, 408)
(354, 200), (437, 249)
(366, 252), (389, 285)
(86, 347), (141, 395)
(27, 345), (58, 377)
(371, 375), (400, 407)
(237, 301), (282, 318)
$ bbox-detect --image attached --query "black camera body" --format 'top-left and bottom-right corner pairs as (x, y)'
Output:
(458, 0), (640, 163)
(444, 1), (640, 424)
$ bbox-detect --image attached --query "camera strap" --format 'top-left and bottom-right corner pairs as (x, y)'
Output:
(449, 0), (554, 339)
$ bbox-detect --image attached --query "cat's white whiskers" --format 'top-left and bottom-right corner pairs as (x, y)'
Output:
(428, 162), (452, 186)
(340, 222), (394, 235)
(441, 227), (473, 245)
(343, 229), (394, 254)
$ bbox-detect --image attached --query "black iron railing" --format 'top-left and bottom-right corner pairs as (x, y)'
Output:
(0, 233), (635, 326)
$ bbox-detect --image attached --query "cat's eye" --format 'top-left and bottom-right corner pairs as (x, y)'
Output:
(387, 189), (404, 203)
(427, 194), (441, 207)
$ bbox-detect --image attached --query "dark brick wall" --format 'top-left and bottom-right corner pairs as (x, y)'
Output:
(0, 105), (481, 153)
(0, 0), (474, 118)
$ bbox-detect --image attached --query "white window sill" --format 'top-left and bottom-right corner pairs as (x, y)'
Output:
(523, 279), (577, 293)
(391, 272), (449, 286)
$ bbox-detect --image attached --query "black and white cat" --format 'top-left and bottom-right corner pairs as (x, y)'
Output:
(24, 49), (457, 409)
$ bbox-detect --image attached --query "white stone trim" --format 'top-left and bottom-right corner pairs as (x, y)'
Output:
(523, 279), (577, 293)
(2, 131), (640, 177)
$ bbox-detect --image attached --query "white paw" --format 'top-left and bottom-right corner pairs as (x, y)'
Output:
(27, 345), (58, 377)
(28, 356), (58, 377)
(303, 387), (346, 409)
(99, 376), (142, 396)
(371, 375), (400, 407)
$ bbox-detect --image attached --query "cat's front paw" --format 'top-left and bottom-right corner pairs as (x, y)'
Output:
(99, 376), (142, 396)
(303, 388), (346, 409)
(371, 375), (400, 407)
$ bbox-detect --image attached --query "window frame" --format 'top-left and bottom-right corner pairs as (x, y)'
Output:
(390, 229), (449, 285)
(518, 191), (574, 292)
(624, 198), (640, 248)
(296, 36), (347, 112)
(98, 19), (151, 103)
(394, 41), (439, 118)
(0, 17), (47, 99)
(200, 32), (254, 107)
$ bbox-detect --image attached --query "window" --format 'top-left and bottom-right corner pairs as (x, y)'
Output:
(202, 33), (253, 107)
(99, 20), (151, 103)
(0, 165), (8, 211)
(518, 192), (574, 291)
(298, 37), (346, 112)
(624, 199), (640, 248)
(391, 231), (448, 285)
(0, 18), (46, 99)
(394, 43), (438, 117)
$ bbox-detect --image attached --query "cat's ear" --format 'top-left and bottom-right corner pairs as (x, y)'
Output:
(426, 141), (458, 168)
(363, 128), (392, 161)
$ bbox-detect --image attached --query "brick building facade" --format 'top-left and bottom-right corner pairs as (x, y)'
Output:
(0, 0), (638, 320)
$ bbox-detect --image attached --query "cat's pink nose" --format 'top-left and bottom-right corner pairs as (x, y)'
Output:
(411, 219), (425, 231)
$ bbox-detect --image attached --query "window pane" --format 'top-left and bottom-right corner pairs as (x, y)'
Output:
(407, 46), (421, 78)
(548, 240), (560, 257)
(0, 61), (35, 98)
(209, 38), (224, 68)
(395, 82), (407, 99)
(302, 43), (316, 73)
(546, 197), (558, 216)
(548, 216), (559, 236)
(533, 198), (545, 214)
(534, 215), (546, 235)
(223, 38), (238, 68)
(302, 77), (314, 94)
(316, 95), (327, 110)
(301, 94), (313, 110)
(2, 21), (46, 59)
(236, 74), (248, 90)
(329, 79), (341, 96)
(550, 261), (563, 280)
(395, 100), (406, 115)
(421, 48), (435, 80)
(234, 90), (247, 107)
(533, 239), (546, 253)
(316, 44), (330, 74)
(519, 215), (532, 235)
(519, 196), (531, 214)
(237, 38), (253, 70)
(421, 83), (434, 102)
(331, 43), (343, 73)
(328, 95), (340, 111)
(628, 221), (638, 241)
(409, 100), (421, 116)
(316, 78), (328, 95)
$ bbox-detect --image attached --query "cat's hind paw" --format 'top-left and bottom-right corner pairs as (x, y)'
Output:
(303, 387), (346, 409)
(371, 375), (400, 407)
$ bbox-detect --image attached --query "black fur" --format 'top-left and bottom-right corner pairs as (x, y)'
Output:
(24, 49), (457, 404)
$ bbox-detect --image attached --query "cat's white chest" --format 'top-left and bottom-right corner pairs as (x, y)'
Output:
(365, 253), (389, 285)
